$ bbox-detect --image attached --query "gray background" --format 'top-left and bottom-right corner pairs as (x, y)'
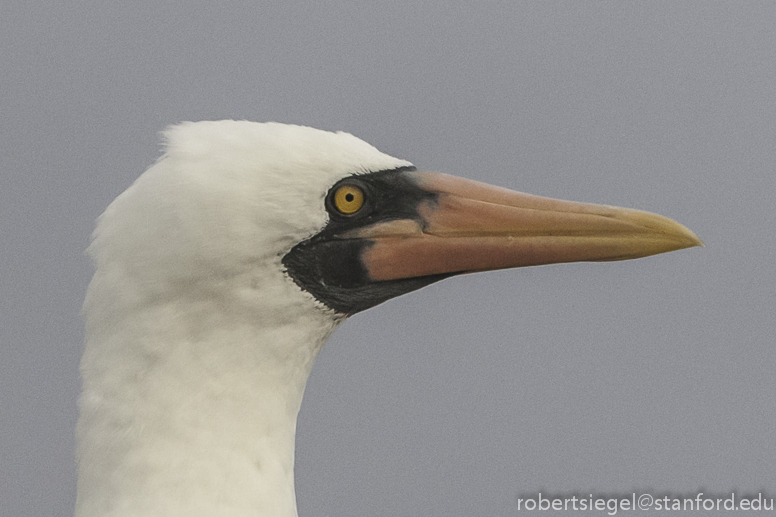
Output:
(2, 1), (774, 516)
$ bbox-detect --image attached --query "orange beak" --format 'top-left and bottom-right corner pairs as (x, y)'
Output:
(339, 171), (703, 282)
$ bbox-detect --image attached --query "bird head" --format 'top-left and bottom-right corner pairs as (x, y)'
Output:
(87, 120), (702, 320)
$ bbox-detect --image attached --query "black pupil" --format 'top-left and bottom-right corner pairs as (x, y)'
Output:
(345, 193), (354, 202)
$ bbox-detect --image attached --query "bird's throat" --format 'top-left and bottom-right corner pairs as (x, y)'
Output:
(76, 294), (340, 517)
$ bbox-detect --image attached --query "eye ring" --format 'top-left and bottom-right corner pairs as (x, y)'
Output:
(330, 183), (366, 215)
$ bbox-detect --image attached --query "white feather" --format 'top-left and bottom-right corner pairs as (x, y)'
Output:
(78, 121), (411, 517)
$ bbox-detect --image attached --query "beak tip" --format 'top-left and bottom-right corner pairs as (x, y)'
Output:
(676, 225), (704, 250)
(640, 210), (703, 253)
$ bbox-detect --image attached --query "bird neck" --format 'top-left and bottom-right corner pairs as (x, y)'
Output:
(76, 281), (341, 517)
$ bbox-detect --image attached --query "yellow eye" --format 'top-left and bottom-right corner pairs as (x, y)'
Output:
(333, 184), (365, 215)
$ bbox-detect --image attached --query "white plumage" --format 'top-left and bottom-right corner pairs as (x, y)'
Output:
(79, 122), (409, 517)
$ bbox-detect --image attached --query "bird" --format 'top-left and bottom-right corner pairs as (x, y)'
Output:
(77, 120), (702, 517)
